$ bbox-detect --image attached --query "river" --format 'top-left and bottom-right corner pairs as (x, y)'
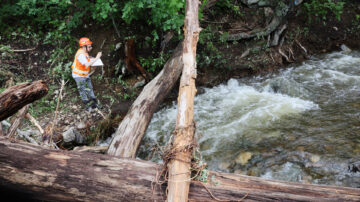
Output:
(136, 51), (360, 188)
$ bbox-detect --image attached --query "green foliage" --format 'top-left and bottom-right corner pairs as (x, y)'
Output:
(214, 0), (244, 17)
(0, 0), (119, 80)
(139, 53), (170, 73)
(29, 85), (59, 117)
(92, 0), (118, 20)
(122, 0), (185, 33)
(304, 0), (345, 23)
(197, 27), (227, 69)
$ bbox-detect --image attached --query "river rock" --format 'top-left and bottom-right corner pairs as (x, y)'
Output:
(341, 44), (351, 53)
(234, 169), (246, 175)
(62, 127), (85, 144)
(235, 152), (252, 165)
(115, 42), (122, 51)
(310, 155), (320, 163)
(77, 121), (86, 130)
(75, 132), (86, 144)
(132, 79), (145, 89)
(219, 162), (231, 170)
(62, 127), (76, 143)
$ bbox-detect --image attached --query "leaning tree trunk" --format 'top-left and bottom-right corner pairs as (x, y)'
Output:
(0, 137), (360, 201)
(0, 80), (48, 121)
(107, 42), (183, 158)
(167, 0), (201, 201)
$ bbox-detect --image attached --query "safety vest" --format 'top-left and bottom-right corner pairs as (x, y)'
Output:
(71, 48), (90, 77)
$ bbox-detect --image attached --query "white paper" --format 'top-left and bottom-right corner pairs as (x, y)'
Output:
(91, 58), (104, 66)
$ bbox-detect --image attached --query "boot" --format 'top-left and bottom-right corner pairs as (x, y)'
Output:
(91, 98), (102, 109)
(83, 100), (94, 112)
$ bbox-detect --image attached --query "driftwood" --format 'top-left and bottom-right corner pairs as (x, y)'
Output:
(0, 80), (48, 121)
(7, 105), (30, 138)
(0, 137), (359, 201)
(73, 145), (108, 153)
(167, 0), (201, 201)
(0, 123), (3, 136)
(25, 113), (44, 134)
(107, 42), (184, 158)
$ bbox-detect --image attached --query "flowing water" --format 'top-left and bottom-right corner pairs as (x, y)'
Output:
(137, 51), (360, 188)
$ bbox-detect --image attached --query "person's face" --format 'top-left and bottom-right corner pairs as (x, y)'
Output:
(86, 45), (92, 52)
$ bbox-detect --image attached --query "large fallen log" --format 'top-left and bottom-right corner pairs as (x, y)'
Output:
(107, 42), (183, 158)
(0, 137), (359, 201)
(0, 80), (48, 121)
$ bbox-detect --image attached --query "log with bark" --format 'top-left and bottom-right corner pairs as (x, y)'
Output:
(0, 137), (359, 201)
(107, 42), (184, 158)
(0, 80), (48, 121)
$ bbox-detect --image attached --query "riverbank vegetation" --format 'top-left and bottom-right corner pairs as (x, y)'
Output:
(1, 0), (360, 156)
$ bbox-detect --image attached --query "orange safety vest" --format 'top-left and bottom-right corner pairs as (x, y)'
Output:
(71, 48), (90, 77)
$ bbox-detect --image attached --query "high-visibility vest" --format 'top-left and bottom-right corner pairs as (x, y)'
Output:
(71, 48), (90, 77)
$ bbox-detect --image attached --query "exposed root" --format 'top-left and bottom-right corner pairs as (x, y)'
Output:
(278, 48), (291, 62)
(288, 47), (295, 60)
(295, 40), (308, 55)
(151, 123), (249, 201)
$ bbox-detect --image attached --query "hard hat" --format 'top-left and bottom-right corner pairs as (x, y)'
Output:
(79, 37), (93, 47)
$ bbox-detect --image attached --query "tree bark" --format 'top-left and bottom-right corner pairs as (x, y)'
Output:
(0, 80), (48, 121)
(124, 38), (151, 81)
(0, 137), (359, 201)
(167, 0), (201, 201)
(107, 42), (183, 158)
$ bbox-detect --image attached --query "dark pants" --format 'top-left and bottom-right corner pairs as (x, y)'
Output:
(74, 77), (96, 104)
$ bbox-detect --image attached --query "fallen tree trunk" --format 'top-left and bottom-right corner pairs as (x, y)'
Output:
(107, 42), (183, 158)
(0, 80), (48, 121)
(0, 137), (359, 201)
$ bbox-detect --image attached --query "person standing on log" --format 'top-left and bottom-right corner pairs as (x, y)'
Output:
(71, 37), (102, 112)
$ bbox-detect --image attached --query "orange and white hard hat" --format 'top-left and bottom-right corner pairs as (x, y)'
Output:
(79, 37), (93, 47)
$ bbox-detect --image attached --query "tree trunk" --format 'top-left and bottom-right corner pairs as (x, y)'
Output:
(0, 80), (48, 121)
(0, 137), (359, 201)
(167, 0), (201, 201)
(107, 42), (183, 158)
(124, 38), (151, 81)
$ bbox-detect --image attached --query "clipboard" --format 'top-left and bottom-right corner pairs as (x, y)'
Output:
(91, 58), (104, 66)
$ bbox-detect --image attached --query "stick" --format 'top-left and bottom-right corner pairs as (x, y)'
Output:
(0, 122), (3, 136)
(94, 108), (106, 119)
(100, 39), (107, 50)
(11, 47), (36, 52)
(48, 80), (65, 145)
(7, 105), (30, 138)
(25, 113), (44, 134)
(111, 15), (121, 38)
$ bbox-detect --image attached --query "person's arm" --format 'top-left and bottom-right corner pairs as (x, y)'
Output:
(85, 52), (102, 68)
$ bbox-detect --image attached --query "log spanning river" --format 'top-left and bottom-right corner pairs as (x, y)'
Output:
(137, 51), (360, 188)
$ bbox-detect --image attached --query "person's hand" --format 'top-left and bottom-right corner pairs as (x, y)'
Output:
(96, 52), (102, 59)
